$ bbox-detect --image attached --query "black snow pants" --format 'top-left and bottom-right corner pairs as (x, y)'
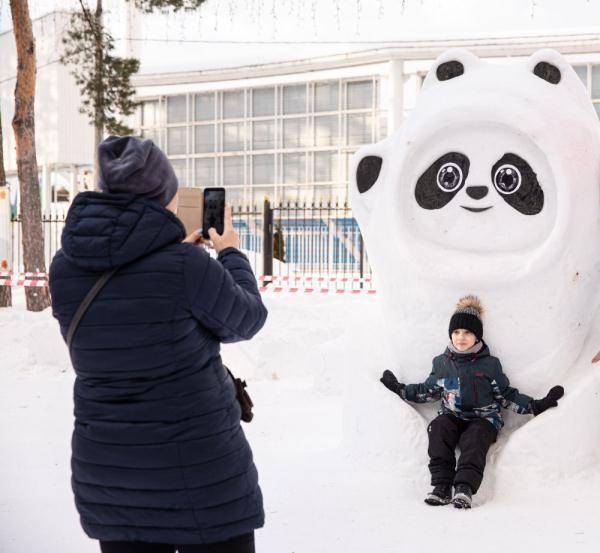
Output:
(427, 413), (498, 493)
(99, 532), (255, 553)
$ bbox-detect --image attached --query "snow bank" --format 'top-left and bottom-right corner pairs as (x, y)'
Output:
(2, 293), (600, 551)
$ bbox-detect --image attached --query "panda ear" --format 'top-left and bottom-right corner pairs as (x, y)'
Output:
(533, 61), (561, 85)
(423, 49), (480, 89)
(356, 156), (383, 194)
(436, 60), (465, 82)
(350, 145), (386, 224)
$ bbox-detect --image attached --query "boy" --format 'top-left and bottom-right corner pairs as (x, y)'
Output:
(380, 295), (564, 509)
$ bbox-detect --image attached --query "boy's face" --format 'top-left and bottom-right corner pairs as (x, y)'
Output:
(451, 329), (477, 351)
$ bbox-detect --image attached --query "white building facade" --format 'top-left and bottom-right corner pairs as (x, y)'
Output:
(0, 11), (96, 214)
(132, 33), (600, 206)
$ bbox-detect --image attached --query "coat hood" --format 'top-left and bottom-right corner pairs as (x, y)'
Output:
(60, 191), (185, 271)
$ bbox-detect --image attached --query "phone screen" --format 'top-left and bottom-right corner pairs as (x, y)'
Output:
(202, 188), (225, 239)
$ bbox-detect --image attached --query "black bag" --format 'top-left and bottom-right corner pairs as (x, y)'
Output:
(225, 366), (254, 423)
(67, 269), (255, 423)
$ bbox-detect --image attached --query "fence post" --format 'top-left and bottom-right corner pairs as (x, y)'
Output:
(359, 231), (364, 289)
(262, 197), (273, 277)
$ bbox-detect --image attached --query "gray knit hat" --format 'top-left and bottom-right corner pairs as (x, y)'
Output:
(98, 135), (179, 206)
(448, 295), (484, 341)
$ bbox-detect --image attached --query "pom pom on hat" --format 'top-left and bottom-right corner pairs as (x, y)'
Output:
(449, 294), (484, 341)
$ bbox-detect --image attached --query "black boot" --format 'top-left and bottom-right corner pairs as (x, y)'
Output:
(424, 484), (453, 506)
(453, 483), (472, 509)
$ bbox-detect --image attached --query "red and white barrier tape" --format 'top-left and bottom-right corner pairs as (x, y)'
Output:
(259, 286), (376, 294)
(0, 279), (48, 288)
(0, 272), (377, 293)
(1, 281), (376, 293)
(0, 271), (48, 278)
(258, 275), (371, 283)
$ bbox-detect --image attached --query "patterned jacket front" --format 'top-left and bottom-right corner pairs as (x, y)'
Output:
(402, 343), (533, 429)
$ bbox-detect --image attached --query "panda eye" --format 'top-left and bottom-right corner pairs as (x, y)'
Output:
(415, 152), (469, 210)
(490, 153), (543, 215)
(436, 162), (463, 192)
(493, 164), (522, 195)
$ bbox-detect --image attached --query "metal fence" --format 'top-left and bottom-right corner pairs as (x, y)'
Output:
(10, 202), (374, 288)
(10, 214), (66, 275)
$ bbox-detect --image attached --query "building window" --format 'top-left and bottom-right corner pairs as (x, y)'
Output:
(252, 120), (275, 150)
(167, 126), (187, 155)
(223, 122), (245, 151)
(314, 151), (338, 182)
(167, 95), (186, 124)
(194, 124), (215, 153)
(315, 81), (338, 112)
(314, 115), (338, 146)
(347, 80), (372, 110)
(283, 84), (306, 114)
(347, 113), (372, 145)
(223, 90), (244, 119)
(195, 158), (215, 187)
(252, 87), (275, 117)
(223, 155), (244, 186)
(283, 117), (308, 148)
(283, 153), (306, 184)
(252, 154), (275, 184)
(194, 93), (215, 121)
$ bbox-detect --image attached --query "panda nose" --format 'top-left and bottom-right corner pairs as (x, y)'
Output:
(466, 186), (489, 200)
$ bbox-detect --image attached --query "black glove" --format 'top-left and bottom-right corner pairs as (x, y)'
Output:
(531, 385), (564, 416)
(380, 370), (406, 396)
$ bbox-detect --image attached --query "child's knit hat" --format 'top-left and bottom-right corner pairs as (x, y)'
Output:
(448, 295), (484, 341)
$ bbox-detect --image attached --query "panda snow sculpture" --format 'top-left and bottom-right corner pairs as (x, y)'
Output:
(347, 48), (600, 490)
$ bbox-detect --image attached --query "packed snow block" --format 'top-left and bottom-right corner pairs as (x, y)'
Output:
(348, 48), (600, 482)
(495, 326), (600, 492)
(342, 364), (430, 477)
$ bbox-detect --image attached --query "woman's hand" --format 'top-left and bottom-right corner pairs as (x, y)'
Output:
(182, 229), (209, 246)
(208, 205), (240, 253)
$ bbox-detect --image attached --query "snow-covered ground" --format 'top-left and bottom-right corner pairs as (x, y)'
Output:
(1, 288), (599, 553)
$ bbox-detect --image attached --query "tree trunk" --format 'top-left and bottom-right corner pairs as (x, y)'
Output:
(0, 109), (12, 308)
(10, 0), (50, 311)
(93, 0), (104, 190)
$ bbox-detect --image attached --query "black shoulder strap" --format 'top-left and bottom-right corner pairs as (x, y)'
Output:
(66, 267), (119, 351)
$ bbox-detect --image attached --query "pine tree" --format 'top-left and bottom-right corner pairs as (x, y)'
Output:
(61, 0), (140, 187)
(10, 0), (51, 311)
(61, 0), (208, 188)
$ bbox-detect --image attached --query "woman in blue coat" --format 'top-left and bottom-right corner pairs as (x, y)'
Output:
(49, 136), (268, 553)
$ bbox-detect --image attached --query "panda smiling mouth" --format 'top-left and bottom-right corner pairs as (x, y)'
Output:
(461, 206), (493, 212)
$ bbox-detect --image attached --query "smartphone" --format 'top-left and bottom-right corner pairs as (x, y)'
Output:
(202, 187), (225, 239)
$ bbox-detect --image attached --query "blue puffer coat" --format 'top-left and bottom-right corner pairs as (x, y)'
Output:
(49, 191), (268, 545)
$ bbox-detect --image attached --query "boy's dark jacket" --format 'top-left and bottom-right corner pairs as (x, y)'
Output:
(49, 192), (268, 545)
(402, 342), (533, 429)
